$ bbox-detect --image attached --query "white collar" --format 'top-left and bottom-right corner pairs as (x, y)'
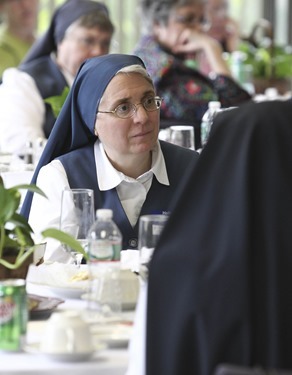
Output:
(94, 140), (169, 191)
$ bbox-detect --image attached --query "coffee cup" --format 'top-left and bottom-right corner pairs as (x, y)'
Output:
(40, 310), (94, 354)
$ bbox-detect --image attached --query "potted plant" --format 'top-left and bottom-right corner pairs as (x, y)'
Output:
(0, 175), (88, 278)
(226, 19), (292, 95)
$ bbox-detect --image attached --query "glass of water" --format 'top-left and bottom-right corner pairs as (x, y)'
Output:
(138, 214), (169, 279)
(60, 188), (95, 266)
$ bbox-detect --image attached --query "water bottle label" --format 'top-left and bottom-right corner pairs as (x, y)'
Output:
(112, 243), (122, 261)
(89, 240), (114, 261)
(89, 240), (121, 261)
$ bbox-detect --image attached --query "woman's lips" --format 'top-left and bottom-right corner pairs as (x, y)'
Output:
(133, 130), (152, 138)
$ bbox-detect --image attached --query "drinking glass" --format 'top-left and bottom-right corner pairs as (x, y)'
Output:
(138, 214), (169, 275)
(169, 125), (195, 150)
(60, 188), (95, 266)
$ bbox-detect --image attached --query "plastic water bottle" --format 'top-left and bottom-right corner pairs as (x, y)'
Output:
(87, 208), (122, 262)
(200, 101), (221, 147)
(87, 209), (123, 317)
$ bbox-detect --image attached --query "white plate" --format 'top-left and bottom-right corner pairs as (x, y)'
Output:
(24, 341), (105, 362)
(81, 293), (136, 311)
(44, 285), (87, 299)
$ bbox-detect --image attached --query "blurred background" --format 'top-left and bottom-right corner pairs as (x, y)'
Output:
(35, 0), (292, 53)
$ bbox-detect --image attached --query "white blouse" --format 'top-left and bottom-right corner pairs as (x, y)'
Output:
(29, 140), (169, 262)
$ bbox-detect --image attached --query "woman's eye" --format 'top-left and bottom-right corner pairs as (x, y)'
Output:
(117, 103), (131, 113)
(145, 97), (154, 106)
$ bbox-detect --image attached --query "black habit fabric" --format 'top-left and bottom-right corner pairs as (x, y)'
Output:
(146, 99), (292, 375)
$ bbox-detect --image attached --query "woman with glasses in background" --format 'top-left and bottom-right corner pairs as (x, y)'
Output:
(22, 54), (198, 263)
(0, 0), (114, 156)
(133, 0), (251, 149)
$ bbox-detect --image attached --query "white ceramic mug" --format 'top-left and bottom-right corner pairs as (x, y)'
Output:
(40, 310), (94, 353)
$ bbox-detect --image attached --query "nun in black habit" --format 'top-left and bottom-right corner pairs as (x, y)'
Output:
(145, 99), (292, 375)
(0, 0), (114, 156)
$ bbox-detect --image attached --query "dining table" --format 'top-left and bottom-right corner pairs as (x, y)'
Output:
(0, 267), (136, 375)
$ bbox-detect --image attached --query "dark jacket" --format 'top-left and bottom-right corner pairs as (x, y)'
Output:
(19, 56), (68, 138)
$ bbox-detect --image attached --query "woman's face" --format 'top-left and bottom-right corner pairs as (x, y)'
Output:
(206, 0), (229, 22)
(154, 3), (206, 50)
(57, 25), (112, 76)
(95, 73), (160, 165)
(1, 0), (39, 31)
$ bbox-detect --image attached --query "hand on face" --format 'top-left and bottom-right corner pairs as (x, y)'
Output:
(154, 4), (213, 57)
(172, 28), (219, 55)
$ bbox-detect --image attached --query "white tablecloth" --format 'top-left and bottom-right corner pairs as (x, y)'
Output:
(0, 282), (130, 375)
(0, 349), (128, 375)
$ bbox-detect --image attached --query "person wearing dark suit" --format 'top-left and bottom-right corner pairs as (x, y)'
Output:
(139, 99), (292, 375)
(22, 53), (198, 263)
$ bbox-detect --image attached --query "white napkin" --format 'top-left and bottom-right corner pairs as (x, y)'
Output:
(120, 250), (140, 273)
(26, 263), (89, 289)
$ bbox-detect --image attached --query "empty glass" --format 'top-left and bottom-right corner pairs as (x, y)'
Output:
(169, 125), (195, 150)
(60, 188), (95, 266)
(138, 214), (169, 278)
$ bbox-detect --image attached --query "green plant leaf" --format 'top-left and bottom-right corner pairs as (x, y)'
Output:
(8, 184), (47, 197)
(0, 245), (36, 270)
(44, 87), (70, 118)
(0, 185), (19, 223)
(0, 180), (91, 270)
(41, 228), (89, 260)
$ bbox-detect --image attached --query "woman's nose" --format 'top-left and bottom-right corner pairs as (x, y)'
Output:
(133, 104), (149, 123)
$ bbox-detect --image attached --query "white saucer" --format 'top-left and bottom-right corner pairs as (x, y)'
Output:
(97, 334), (129, 348)
(24, 342), (105, 362)
(91, 324), (132, 348)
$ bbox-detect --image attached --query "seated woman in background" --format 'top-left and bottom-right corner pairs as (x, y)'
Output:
(0, 0), (114, 155)
(0, 0), (38, 77)
(126, 99), (292, 375)
(21, 54), (198, 263)
(133, 0), (251, 148)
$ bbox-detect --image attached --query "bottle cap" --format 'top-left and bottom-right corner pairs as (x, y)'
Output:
(208, 101), (221, 110)
(96, 208), (113, 219)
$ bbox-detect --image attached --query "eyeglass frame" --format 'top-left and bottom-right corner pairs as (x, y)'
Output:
(97, 96), (163, 119)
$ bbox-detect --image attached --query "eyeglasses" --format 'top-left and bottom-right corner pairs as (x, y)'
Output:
(76, 36), (111, 51)
(97, 96), (163, 119)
